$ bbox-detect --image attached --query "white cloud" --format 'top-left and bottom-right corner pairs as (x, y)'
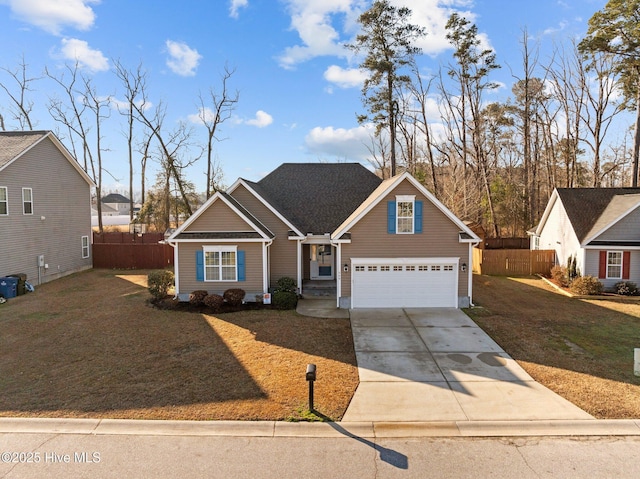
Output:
(277, 0), (359, 69)
(229, 0), (248, 18)
(165, 40), (202, 77)
(188, 106), (217, 125)
(59, 38), (109, 72)
(324, 65), (368, 88)
(277, 0), (488, 69)
(1, 0), (99, 35)
(305, 124), (375, 160)
(245, 110), (273, 128)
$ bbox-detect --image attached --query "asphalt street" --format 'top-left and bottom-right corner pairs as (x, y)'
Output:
(1, 431), (640, 478)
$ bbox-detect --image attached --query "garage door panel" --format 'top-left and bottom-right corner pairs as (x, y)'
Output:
(352, 260), (457, 308)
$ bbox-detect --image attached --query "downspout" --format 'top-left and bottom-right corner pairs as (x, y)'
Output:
(167, 241), (179, 299)
(468, 241), (480, 306)
(297, 239), (302, 295)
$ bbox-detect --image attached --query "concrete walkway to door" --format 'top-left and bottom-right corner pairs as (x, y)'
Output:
(342, 308), (594, 422)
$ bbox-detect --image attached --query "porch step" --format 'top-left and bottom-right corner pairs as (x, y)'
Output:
(302, 281), (336, 298)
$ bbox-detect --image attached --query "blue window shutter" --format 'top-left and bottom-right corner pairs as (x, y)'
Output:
(415, 200), (423, 233)
(387, 201), (396, 234)
(237, 250), (246, 282)
(196, 250), (204, 281)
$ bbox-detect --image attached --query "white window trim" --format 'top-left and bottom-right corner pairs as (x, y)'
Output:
(22, 187), (33, 215)
(606, 250), (623, 279)
(203, 245), (238, 282)
(396, 195), (415, 235)
(0, 186), (7, 216)
(81, 235), (90, 259)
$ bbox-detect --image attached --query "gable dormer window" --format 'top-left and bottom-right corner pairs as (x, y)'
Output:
(396, 195), (415, 234)
(387, 196), (423, 234)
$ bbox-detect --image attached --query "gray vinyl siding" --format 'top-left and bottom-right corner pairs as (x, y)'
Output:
(592, 206), (640, 242)
(0, 137), (92, 284)
(176, 242), (263, 297)
(340, 180), (469, 299)
(230, 184), (298, 285)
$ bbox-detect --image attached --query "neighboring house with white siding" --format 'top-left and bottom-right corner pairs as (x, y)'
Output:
(531, 188), (640, 290)
(167, 163), (480, 309)
(0, 131), (95, 285)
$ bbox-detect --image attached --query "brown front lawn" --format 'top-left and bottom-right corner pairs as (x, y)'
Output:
(0, 270), (358, 421)
(468, 275), (640, 419)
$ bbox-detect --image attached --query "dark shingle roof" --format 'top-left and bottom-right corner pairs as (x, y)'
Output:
(175, 232), (264, 240)
(102, 193), (130, 203)
(556, 188), (640, 242)
(246, 163), (382, 234)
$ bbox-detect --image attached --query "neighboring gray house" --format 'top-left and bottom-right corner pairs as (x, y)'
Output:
(101, 193), (131, 216)
(0, 131), (95, 285)
(531, 187), (640, 290)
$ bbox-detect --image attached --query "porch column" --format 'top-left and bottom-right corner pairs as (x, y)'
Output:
(335, 243), (341, 308)
(262, 241), (271, 293)
(467, 242), (474, 305)
(297, 239), (302, 294)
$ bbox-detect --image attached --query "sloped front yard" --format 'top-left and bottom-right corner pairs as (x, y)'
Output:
(0, 270), (358, 421)
(469, 275), (640, 419)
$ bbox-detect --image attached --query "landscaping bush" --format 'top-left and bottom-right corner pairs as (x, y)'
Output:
(223, 288), (246, 306)
(189, 290), (208, 306)
(273, 291), (298, 310)
(614, 281), (639, 296)
(203, 293), (225, 312)
(275, 276), (297, 293)
(147, 270), (174, 299)
(569, 276), (603, 295)
(550, 265), (569, 287)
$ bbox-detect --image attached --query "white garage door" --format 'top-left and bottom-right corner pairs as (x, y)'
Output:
(351, 258), (458, 308)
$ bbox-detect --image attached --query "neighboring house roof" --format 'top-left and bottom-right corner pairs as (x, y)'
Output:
(245, 163), (382, 234)
(0, 130), (95, 186)
(554, 188), (640, 243)
(102, 193), (130, 203)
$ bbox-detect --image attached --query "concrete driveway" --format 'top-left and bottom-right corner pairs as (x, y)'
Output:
(342, 308), (593, 422)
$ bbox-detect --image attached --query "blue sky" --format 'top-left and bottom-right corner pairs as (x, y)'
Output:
(0, 0), (608, 195)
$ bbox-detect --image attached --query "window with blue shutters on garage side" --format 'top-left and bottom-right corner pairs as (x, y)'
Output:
(388, 197), (422, 234)
(196, 247), (245, 282)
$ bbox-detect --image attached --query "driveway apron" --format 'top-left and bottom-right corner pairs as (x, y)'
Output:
(342, 308), (593, 422)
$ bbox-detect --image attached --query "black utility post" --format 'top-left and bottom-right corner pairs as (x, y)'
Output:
(306, 364), (317, 412)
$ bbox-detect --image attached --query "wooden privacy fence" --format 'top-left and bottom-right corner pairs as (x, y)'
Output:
(92, 232), (173, 269)
(473, 248), (555, 276)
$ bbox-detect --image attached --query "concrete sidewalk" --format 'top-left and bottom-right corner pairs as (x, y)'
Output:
(342, 308), (594, 423)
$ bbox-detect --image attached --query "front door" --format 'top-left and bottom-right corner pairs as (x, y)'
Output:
(310, 244), (334, 280)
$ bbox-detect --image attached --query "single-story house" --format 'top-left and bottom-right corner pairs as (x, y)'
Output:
(530, 187), (640, 290)
(167, 163), (480, 308)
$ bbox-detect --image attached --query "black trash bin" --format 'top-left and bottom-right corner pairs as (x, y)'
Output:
(8, 273), (27, 295)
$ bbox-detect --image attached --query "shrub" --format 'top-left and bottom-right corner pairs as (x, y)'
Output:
(223, 288), (246, 306)
(550, 265), (569, 287)
(614, 281), (639, 296)
(273, 291), (298, 310)
(203, 293), (225, 312)
(569, 276), (603, 296)
(189, 290), (208, 306)
(148, 270), (174, 299)
(275, 276), (297, 293)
